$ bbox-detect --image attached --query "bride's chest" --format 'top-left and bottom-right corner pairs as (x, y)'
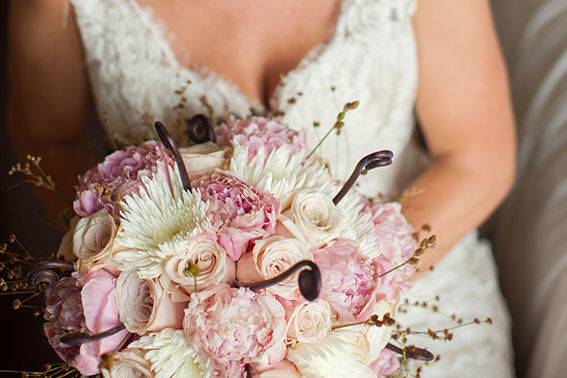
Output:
(134, 0), (341, 105)
(73, 0), (418, 156)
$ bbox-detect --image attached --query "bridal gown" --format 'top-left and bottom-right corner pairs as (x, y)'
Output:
(71, 0), (514, 376)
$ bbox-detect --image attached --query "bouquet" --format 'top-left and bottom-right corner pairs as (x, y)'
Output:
(8, 108), (438, 377)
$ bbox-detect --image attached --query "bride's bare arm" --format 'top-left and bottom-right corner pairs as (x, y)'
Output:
(8, 0), (97, 226)
(404, 0), (516, 271)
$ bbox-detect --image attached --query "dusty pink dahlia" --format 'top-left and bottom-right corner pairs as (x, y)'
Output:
(215, 116), (307, 161)
(73, 141), (173, 217)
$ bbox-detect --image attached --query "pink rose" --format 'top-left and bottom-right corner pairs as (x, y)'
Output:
(313, 238), (378, 322)
(369, 203), (417, 299)
(116, 271), (187, 335)
(158, 233), (236, 301)
(215, 116), (307, 161)
(183, 284), (287, 375)
(179, 142), (227, 180)
(195, 171), (280, 260)
(369, 349), (401, 377)
(44, 270), (127, 376)
(236, 236), (313, 300)
(74, 141), (173, 217)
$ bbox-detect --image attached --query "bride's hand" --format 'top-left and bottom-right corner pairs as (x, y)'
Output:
(405, 0), (516, 272)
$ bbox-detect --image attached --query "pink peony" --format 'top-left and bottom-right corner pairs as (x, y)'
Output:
(369, 203), (417, 299)
(215, 116), (307, 161)
(183, 284), (287, 375)
(369, 349), (401, 377)
(43, 270), (127, 376)
(313, 238), (378, 322)
(73, 141), (173, 217)
(195, 171), (280, 260)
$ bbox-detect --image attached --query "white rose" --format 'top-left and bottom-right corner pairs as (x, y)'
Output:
(116, 271), (187, 335)
(280, 190), (342, 246)
(159, 234), (235, 301)
(180, 142), (226, 180)
(287, 300), (333, 344)
(236, 236), (313, 300)
(72, 209), (117, 273)
(56, 216), (79, 262)
(101, 350), (153, 378)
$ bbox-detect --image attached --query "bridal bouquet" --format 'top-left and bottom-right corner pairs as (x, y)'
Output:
(18, 109), (435, 377)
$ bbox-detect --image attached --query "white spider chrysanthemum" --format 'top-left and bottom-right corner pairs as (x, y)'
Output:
(130, 328), (214, 378)
(229, 145), (333, 206)
(287, 326), (376, 378)
(333, 188), (380, 259)
(114, 165), (210, 278)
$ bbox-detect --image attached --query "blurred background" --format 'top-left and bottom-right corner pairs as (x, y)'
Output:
(1, 1), (566, 377)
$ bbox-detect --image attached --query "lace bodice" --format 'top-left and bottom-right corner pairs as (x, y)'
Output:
(71, 0), (420, 197)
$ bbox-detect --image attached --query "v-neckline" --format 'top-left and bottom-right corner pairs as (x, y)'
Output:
(129, 0), (349, 111)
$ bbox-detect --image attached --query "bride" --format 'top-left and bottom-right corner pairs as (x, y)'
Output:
(8, 0), (515, 376)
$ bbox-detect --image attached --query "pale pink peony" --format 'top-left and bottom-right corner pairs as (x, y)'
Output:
(369, 202), (417, 299)
(183, 284), (287, 375)
(313, 238), (378, 322)
(44, 270), (127, 376)
(195, 171), (280, 260)
(73, 141), (173, 217)
(215, 116), (307, 161)
(369, 349), (401, 377)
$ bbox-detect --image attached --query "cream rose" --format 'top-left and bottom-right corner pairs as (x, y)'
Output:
(159, 234), (236, 301)
(280, 190), (342, 246)
(287, 300), (333, 344)
(72, 209), (117, 273)
(101, 350), (153, 378)
(180, 142), (226, 180)
(116, 271), (186, 335)
(56, 216), (79, 262)
(236, 236), (313, 300)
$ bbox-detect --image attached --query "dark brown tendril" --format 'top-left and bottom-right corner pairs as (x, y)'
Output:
(385, 343), (434, 362)
(60, 324), (126, 346)
(332, 150), (394, 205)
(236, 260), (321, 301)
(154, 121), (192, 191)
(186, 113), (216, 144)
(27, 260), (75, 290)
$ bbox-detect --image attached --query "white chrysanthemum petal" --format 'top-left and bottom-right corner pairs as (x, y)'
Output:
(287, 327), (376, 378)
(229, 145), (332, 205)
(114, 165), (210, 278)
(130, 328), (214, 378)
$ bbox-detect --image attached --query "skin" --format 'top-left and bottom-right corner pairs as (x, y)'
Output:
(8, 0), (515, 270)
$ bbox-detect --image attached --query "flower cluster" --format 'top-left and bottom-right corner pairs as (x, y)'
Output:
(44, 115), (419, 377)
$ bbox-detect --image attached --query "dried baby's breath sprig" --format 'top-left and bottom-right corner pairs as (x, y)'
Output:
(0, 234), (45, 316)
(0, 362), (79, 377)
(8, 155), (56, 192)
(306, 100), (359, 159)
(378, 235), (437, 279)
(331, 312), (396, 331)
(392, 316), (493, 343)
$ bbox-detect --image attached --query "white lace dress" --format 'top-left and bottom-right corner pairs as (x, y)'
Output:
(71, 0), (514, 376)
